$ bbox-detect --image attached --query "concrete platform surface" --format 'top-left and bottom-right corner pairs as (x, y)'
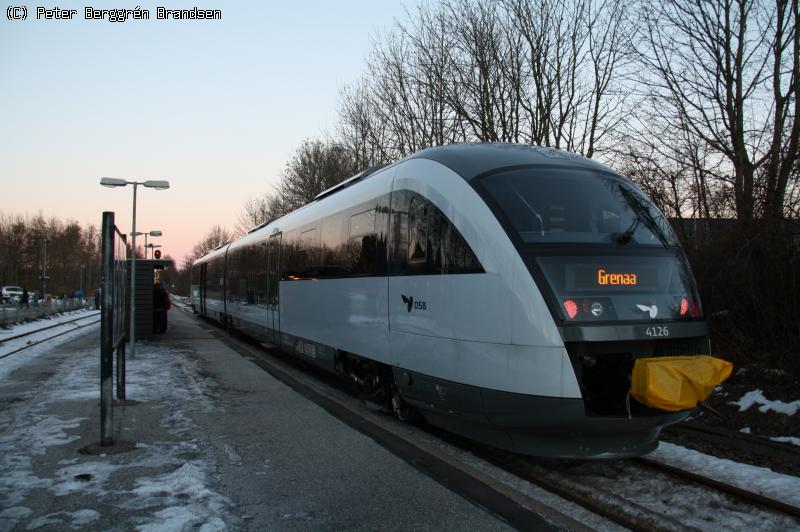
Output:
(0, 308), (514, 531)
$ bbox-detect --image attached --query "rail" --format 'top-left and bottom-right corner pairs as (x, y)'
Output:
(0, 311), (100, 345)
(0, 313), (101, 360)
(666, 422), (800, 464)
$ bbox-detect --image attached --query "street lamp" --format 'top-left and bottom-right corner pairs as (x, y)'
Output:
(146, 244), (162, 259)
(100, 178), (170, 359)
(131, 230), (162, 258)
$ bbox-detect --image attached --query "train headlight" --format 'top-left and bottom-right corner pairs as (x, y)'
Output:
(590, 301), (603, 317)
(563, 299), (578, 319)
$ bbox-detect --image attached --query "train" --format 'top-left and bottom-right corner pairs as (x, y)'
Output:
(191, 143), (713, 458)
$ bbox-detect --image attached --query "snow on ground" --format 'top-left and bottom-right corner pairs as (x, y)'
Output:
(731, 389), (800, 416)
(649, 441), (800, 507)
(0, 338), (233, 531)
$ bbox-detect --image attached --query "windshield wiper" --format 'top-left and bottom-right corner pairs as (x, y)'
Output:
(512, 187), (544, 236)
(615, 217), (640, 245)
(616, 185), (670, 247)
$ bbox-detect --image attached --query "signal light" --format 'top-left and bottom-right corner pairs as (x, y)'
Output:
(680, 297), (689, 316)
(563, 299), (578, 319)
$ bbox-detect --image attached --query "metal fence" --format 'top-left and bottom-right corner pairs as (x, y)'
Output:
(100, 211), (128, 446)
(0, 297), (96, 328)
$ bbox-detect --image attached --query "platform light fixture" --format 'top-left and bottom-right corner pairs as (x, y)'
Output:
(132, 230), (163, 259)
(146, 243), (162, 259)
(99, 177), (170, 360)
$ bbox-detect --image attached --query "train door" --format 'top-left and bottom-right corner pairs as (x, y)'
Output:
(266, 232), (281, 345)
(200, 263), (207, 314)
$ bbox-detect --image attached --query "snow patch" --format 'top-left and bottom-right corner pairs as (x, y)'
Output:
(0, 338), (232, 530)
(771, 436), (800, 447)
(0, 506), (32, 530)
(650, 441), (800, 507)
(730, 389), (800, 416)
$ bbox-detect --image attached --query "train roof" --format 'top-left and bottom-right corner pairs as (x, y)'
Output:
(193, 143), (620, 265)
(408, 142), (614, 181)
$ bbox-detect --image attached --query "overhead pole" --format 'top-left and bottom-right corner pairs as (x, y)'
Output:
(130, 183), (138, 359)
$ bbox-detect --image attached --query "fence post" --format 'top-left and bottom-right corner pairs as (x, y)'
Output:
(116, 341), (126, 401)
(100, 211), (115, 446)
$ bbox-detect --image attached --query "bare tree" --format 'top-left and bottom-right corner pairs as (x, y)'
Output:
(235, 194), (275, 235)
(189, 225), (233, 262)
(279, 139), (360, 210)
(635, 0), (799, 223)
(337, 0), (632, 162)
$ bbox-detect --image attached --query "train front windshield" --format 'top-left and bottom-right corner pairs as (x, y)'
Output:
(480, 167), (702, 323)
(482, 168), (678, 247)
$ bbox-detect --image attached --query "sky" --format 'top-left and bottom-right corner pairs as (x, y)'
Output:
(0, 0), (411, 265)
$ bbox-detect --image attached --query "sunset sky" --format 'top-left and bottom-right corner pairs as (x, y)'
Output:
(0, 1), (409, 265)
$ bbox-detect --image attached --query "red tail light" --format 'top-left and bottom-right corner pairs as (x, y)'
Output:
(563, 299), (578, 319)
(680, 297), (689, 316)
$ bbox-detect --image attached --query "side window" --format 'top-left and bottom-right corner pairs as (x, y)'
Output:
(284, 197), (388, 280)
(281, 230), (301, 280)
(320, 214), (348, 278)
(394, 192), (483, 275)
(408, 197), (428, 262)
(348, 208), (377, 276)
(298, 227), (318, 279)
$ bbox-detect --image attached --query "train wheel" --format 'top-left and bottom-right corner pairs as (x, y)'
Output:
(390, 384), (415, 422)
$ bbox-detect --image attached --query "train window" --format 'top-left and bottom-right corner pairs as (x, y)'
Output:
(481, 168), (678, 247)
(282, 197), (389, 280)
(395, 192), (483, 275)
(301, 228), (316, 249)
(281, 230), (301, 280)
(348, 234), (378, 275)
(320, 214), (348, 278)
(408, 197), (428, 262)
(349, 209), (375, 238)
(256, 242), (267, 306)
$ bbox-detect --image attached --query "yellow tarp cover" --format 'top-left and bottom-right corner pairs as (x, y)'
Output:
(631, 355), (733, 412)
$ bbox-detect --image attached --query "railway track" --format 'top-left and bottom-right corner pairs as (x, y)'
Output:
(666, 422), (800, 464)
(0, 312), (101, 360)
(177, 305), (800, 530)
(428, 424), (800, 531)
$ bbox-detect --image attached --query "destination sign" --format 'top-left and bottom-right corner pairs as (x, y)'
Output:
(564, 264), (659, 291)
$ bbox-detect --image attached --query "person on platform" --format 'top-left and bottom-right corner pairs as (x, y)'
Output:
(20, 288), (29, 309)
(153, 282), (170, 333)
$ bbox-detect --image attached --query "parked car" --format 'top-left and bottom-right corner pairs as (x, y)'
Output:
(1, 286), (24, 303)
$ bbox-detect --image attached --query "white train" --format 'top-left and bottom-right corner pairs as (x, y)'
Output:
(191, 143), (709, 458)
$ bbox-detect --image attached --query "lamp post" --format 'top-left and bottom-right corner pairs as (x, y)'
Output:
(131, 230), (162, 259)
(100, 178), (170, 359)
(39, 238), (50, 302)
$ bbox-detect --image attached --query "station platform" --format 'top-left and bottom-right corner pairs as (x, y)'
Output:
(0, 307), (519, 531)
